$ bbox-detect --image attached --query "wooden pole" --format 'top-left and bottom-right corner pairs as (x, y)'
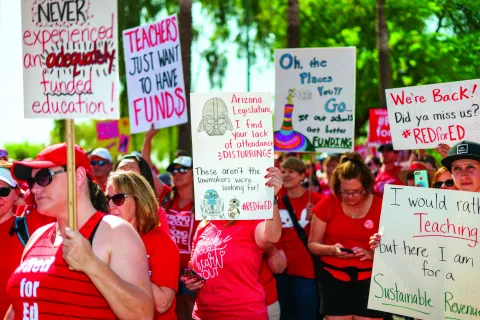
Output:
(66, 120), (77, 230)
(309, 152), (314, 203)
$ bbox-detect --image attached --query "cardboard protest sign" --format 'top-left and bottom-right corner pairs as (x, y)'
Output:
(191, 92), (274, 220)
(21, 0), (119, 119)
(368, 108), (392, 146)
(96, 117), (133, 159)
(368, 185), (480, 319)
(274, 47), (356, 153)
(123, 14), (187, 134)
(386, 79), (480, 150)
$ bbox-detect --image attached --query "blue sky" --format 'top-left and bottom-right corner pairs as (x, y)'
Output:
(0, 1), (275, 148)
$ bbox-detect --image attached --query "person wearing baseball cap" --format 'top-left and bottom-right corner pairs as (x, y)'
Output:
(164, 155), (197, 319)
(441, 140), (480, 192)
(374, 144), (403, 196)
(0, 149), (8, 161)
(5, 143), (154, 319)
(88, 147), (113, 191)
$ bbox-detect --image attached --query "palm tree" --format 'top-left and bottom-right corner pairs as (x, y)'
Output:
(376, 0), (392, 108)
(287, 0), (300, 48)
(176, 0), (193, 156)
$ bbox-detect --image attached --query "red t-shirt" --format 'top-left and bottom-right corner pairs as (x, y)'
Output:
(318, 180), (333, 196)
(277, 191), (323, 279)
(0, 216), (25, 317)
(191, 220), (267, 320)
(6, 212), (116, 319)
(157, 207), (170, 234)
(374, 165), (403, 197)
(313, 194), (382, 281)
(142, 227), (180, 320)
(165, 198), (199, 269)
(159, 184), (172, 204)
(259, 255), (278, 306)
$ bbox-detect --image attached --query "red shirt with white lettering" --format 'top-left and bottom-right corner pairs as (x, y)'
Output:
(277, 191), (323, 279)
(374, 165), (403, 197)
(259, 255), (278, 306)
(191, 220), (267, 320)
(158, 207), (170, 234)
(142, 227), (180, 320)
(165, 198), (199, 269)
(6, 212), (116, 319)
(313, 194), (382, 281)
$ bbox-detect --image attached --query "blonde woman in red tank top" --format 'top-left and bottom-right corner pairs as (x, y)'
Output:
(5, 143), (154, 320)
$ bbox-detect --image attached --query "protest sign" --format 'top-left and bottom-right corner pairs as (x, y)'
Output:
(96, 117), (133, 159)
(386, 79), (480, 150)
(123, 14), (187, 134)
(368, 108), (392, 146)
(368, 185), (480, 319)
(274, 47), (356, 153)
(21, 0), (119, 119)
(191, 92), (274, 220)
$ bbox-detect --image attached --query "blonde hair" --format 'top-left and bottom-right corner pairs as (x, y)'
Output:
(108, 171), (159, 235)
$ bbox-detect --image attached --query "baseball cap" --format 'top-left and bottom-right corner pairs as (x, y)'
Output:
(11, 143), (93, 181)
(441, 141), (480, 171)
(397, 161), (435, 185)
(0, 167), (17, 187)
(166, 156), (193, 172)
(0, 149), (8, 159)
(378, 144), (394, 153)
(90, 148), (112, 163)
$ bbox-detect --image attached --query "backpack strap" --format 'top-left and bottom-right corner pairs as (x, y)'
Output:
(282, 195), (309, 248)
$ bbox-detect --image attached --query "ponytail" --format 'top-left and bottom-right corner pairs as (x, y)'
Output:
(88, 177), (109, 213)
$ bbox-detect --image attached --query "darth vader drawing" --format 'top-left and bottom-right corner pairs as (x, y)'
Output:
(198, 97), (234, 136)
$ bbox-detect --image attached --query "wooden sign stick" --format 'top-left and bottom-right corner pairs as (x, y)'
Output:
(66, 119), (77, 230)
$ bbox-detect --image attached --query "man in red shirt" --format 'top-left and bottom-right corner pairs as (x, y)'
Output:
(374, 144), (403, 197)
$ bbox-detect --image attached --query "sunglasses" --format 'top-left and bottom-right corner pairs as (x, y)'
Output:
(90, 160), (110, 166)
(27, 168), (66, 189)
(0, 186), (16, 197)
(107, 193), (131, 206)
(407, 172), (415, 180)
(171, 167), (189, 174)
(434, 179), (455, 189)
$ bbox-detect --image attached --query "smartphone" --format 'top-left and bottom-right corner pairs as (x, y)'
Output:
(414, 170), (429, 188)
(180, 268), (205, 283)
(340, 248), (354, 254)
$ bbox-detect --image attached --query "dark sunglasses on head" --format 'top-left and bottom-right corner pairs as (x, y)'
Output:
(434, 179), (455, 189)
(90, 160), (109, 166)
(0, 186), (16, 197)
(107, 193), (131, 206)
(171, 167), (189, 174)
(27, 168), (66, 189)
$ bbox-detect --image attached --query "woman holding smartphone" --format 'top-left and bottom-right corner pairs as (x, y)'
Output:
(308, 153), (384, 320)
(181, 167), (283, 320)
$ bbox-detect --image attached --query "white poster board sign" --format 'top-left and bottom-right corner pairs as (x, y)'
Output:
(21, 0), (119, 119)
(386, 79), (480, 150)
(274, 47), (356, 153)
(191, 92), (274, 220)
(123, 14), (187, 134)
(368, 185), (480, 319)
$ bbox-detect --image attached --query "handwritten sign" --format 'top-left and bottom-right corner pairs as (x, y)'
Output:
(368, 185), (480, 319)
(274, 47), (356, 153)
(368, 108), (392, 146)
(21, 0), (119, 119)
(386, 79), (480, 150)
(191, 92), (274, 220)
(123, 14), (187, 134)
(96, 117), (132, 159)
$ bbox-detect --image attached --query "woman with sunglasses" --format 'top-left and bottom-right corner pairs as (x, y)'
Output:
(107, 171), (180, 320)
(308, 153), (385, 320)
(116, 154), (170, 233)
(431, 167), (457, 190)
(5, 143), (154, 320)
(181, 167), (283, 320)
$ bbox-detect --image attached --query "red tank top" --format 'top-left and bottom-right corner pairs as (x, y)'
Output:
(6, 212), (116, 320)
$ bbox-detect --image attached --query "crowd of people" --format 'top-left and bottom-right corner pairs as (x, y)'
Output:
(2, 129), (480, 319)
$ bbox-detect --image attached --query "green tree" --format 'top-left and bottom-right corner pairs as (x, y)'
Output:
(3, 142), (46, 161)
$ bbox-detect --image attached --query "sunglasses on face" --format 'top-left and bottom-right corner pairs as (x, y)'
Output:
(27, 168), (66, 189)
(107, 193), (131, 206)
(90, 160), (110, 166)
(434, 179), (455, 189)
(407, 172), (415, 180)
(0, 186), (16, 197)
(171, 167), (189, 174)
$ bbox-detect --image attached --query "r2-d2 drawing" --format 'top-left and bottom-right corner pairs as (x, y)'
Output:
(200, 189), (224, 219)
